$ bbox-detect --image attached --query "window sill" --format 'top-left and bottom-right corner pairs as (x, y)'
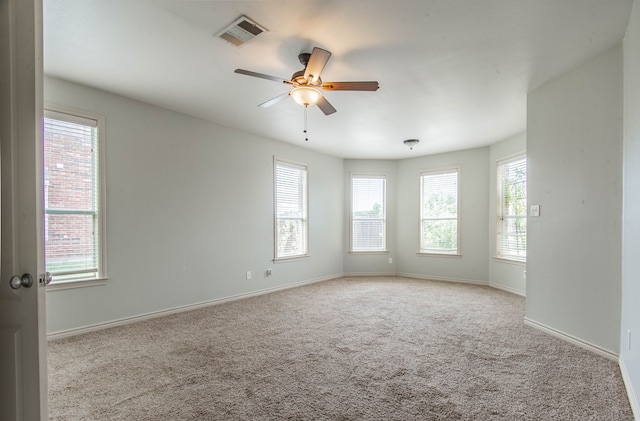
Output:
(273, 255), (310, 264)
(416, 252), (462, 259)
(493, 257), (526, 266)
(47, 277), (108, 291)
(349, 250), (389, 255)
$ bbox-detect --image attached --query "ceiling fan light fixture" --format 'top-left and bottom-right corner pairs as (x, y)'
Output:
(403, 139), (420, 150)
(290, 86), (322, 107)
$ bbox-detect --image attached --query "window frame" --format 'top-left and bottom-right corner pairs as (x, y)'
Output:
(273, 157), (309, 262)
(350, 173), (388, 254)
(418, 166), (461, 257)
(44, 104), (107, 290)
(495, 153), (527, 263)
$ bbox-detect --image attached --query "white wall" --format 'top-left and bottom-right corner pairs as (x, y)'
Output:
(621, 0), (640, 416)
(488, 133), (527, 295)
(44, 76), (344, 335)
(526, 46), (623, 355)
(396, 148), (490, 283)
(343, 160), (397, 275)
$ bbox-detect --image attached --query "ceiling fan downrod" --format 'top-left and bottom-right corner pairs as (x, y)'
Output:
(304, 105), (309, 142)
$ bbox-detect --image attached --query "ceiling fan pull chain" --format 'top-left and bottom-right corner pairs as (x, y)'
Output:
(304, 105), (309, 141)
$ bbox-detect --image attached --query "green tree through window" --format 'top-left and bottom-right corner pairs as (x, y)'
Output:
(351, 175), (386, 251)
(420, 168), (459, 254)
(497, 155), (527, 261)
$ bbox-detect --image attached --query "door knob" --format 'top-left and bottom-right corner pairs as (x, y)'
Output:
(9, 273), (33, 289)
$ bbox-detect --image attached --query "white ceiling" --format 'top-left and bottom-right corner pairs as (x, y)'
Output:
(44, 0), (633, 159)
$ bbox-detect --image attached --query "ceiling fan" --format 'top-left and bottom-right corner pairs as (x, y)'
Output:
(234, 47), (379, 116)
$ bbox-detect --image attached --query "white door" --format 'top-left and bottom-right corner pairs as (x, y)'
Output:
(0, 0), (47, 420)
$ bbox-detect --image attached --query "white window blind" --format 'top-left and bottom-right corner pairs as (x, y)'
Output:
(351, 175), (386, 252)
(274, 159), (308, 259)
(44, 109), (101, 281)
(420, 168), (459, 255)
(497, 155), (527, 261)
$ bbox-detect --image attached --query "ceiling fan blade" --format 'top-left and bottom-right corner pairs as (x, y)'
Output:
(320, 81), (380, 91)
(235, 69), (292, 84)
(303, 47), (331, 84)
(316, 96), (337, 115)
(258, 92), (290, 108)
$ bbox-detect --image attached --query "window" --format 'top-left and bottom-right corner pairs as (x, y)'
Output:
(351, 174), (386, 252)
(44, 107), (106, 283)
(274, 158), (308, 260)
(420, 167), (460, 255)
(496, 155), (527, 262)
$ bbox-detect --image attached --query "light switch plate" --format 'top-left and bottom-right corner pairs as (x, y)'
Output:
(530, 205), (540, 217)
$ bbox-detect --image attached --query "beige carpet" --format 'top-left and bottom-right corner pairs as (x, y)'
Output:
(48, 277), (633, 420)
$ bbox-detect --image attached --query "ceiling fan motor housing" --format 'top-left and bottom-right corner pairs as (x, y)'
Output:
(298, 53), (311, 66)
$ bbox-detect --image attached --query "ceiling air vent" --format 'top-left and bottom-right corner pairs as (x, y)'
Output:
(216, 16), (267, 47)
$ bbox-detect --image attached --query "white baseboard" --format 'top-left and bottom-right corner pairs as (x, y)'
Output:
(342, 272), (398, 277)
(325, 272), (528, 301)
(620, 356), (640, 420)
(47, 274), (341, 340)
(488, 282), (526, 297)
(399, 273), (528, 298)
(523, 317), (618, 361)
(397, 272), (488, 287)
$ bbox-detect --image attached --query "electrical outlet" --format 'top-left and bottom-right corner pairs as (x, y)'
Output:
(523, 270), (527, 279)
(530, 205), (540, 217)
(266, 269), (272, 276)
(388, 257), (393, 264)
(246, 271), (252, 280)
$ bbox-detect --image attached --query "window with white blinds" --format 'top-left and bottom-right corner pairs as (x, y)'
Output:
(420, 167), (460, 255)
(274, 158), (308, 260)
(497, 155), (527, 262)
(44, 108), (105, 282)
(351, 174), (386, 252)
